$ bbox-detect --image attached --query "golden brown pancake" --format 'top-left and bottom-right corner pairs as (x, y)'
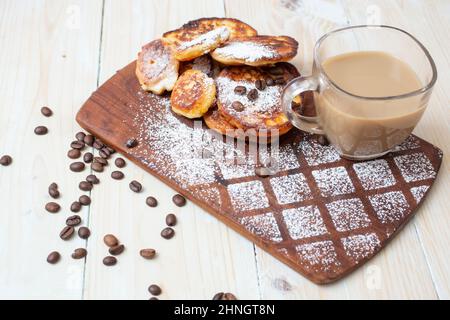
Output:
(136, 39), (179, 94)
(211, 35), (298, 66)
(163, 18), (258, 61)
(171, 69), (216, 118)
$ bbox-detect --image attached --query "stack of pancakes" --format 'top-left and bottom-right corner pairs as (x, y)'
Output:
(136, 18), (300, 139)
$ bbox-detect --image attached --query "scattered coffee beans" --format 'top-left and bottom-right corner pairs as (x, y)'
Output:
(161, 227), (175, 239)
(83, 134), (94, 146)
(231, 101), (245, 112)
(93, 157), (107, 165)
(317, 135), (329, 146)
(70, 140), (85, 150)
(149, 297), (159, 300)
(165, 214), (177, 227)
(49, 182), (58, 190)
(115, 157), (126, 168)
(71, 248), (87, 259)
(234, 85), (246, 95)
(148, 284), (162, 296)
(67, 149), (81, 159)
(70, 201), (82, 213)
(247, 88), (258, 101)
(75, 132), (86, 142)
(109, 244), (125, 256)
(34, 126), (48, 135)
(86, 174), (99, 184)
(83, 152), (93, 163)
(0, 155), (12, 166)
(140, 248), (156, 260)
(48, 183), (60, 199)
(111, 171), (124, 180)
(70, 162), (85, 172)
(47, 251), (60, 264)
(60, 226), (75, 240)
(146, 196), (158, 207)
(66, 215), (81, 227)
(79, 195), (91, 206)
(255, 79), (266, 90)
(78, 227), (91, 239)
(93, 139), (104, 150)
(99, 148), (111, 159)
(106, 146), (115, 154)
(212, 292), (237, 300)
(79, 181), (93, 191)
(103, 256), (117, 266)
(172, 194), (186, 207)
(91, 162), (104, 173)
(103, 234), (119, 247)
(41, 106), (53, 117)
(125, 138), (138, 148)
(129, 180), (142, 193)
(45, 202), (60, 213)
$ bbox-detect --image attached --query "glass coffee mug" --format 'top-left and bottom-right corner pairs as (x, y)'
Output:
(282, 25), (437, 160)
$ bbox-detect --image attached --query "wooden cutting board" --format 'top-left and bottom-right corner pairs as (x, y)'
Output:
(76, 61), (443, 284)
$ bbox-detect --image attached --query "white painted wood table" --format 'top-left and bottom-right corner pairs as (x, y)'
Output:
(0, 0), (449, 299)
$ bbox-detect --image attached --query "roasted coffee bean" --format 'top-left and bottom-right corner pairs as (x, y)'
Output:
(49, 182), (58, 190)
(161, 227), (175, 239)
(71, 248), (87, 259)
(231, 101), (244, 112)
(34, 126), (48, 135)
(125, 138), (138, 148)
(140, 248), (156, 260)
(172, 194), (186, 207)
(91, 162), (104, 173)
(79, 181), (93, 191)
(266, 78), (275, 86)
(212, 292), (224, 300)
(255, 79), (266, 90)
(86, 174), (99, 184)
(99, 148), (111, 159)
(149, 297), (159, 300)
(70, 162), (85, 172)
(78, 227), (91, 239)
(70, 140), (85, 150)
(115, 157), (126, 168)
(111, 171), (124, 180)
(275, 78), (286, 85)
(47, 251), (60, 264)
(70, 201), (82, 212)
(268, 66), (284, 75)
(103, 234), (119, 247)
(79, 195), (91, 206)
(75, 131), (86, 142)
(93, 157), (108, 165)
(212, 292), (237, 300)
(45, 202), (60, 213)
(60, 226), (75, 240)
(48, 188), (60, 199)
(247, 88), (258, 101)
(66, 215), (81, 226)
(148, 284), (162, 296)
(83, 152), (93, 163)
(165, 214), (177, 227)
(0, 155), (12, 166)
(103, 256), (117, 266)
(234, 85), (246, 95)
(129, 180), (142, 193)
(83, 134), (94, 146)
(67, 149), (81, 159)
(255, 166), (274, 178)
(93, 139), (104, 150)
(41, 106), (53, 117)
(106, 146), (115, 154)
(146, 196), (158, 207)
(109, 244), (125, 256)
(317, 135), (329, 146)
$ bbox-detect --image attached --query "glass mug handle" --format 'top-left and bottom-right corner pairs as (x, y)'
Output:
(282, 76), (324, 135)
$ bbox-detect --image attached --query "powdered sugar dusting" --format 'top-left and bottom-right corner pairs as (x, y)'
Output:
(299, 137), (340, 166)
(191, 187), (222, 209)
(259, 144), (300, 171)
(353, 159), (396, 190)
(228, 181), (269, 212)
(213, 41), (276, 63)
(312, 167), (355, 197)
(369, 191), (410, 224)
(394, 153), (436, 182)
(296, 241), (341, 272)
(410, 185), (429, 203)
(178, 26), (230, 51)
(270, 173), (312, 204)
(282, 206), (328, 240)
(341, 233), (381, 262)
(240, 212), (283, 243)
(326, 198), (371, 232)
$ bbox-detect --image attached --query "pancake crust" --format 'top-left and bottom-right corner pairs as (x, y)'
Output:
(136, 39), (179, 94)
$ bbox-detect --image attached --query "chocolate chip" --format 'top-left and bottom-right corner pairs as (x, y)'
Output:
(45, 202), (60, 213)
(231, 101), (245, 112)
(91, 162), (104, 173)
(234, 86), (247, 95)
(255, 79), (266, 90)
(86, 174), (99, 184)
(79, 181), (93, 191)
(172, 194), (186, 207)
(0, 155), (12, 166)
(266, 78), (275, 86)
(70, 140), (85, 150)
(108, 244), (125, 256)
(47, 251), (60, 264)
(115, 157), (126, 168)
(146, 196), (158, 207)
(79, 195), (91, 206)
(140, 248), (156, 260)
(78, 227), (91, 239)
(125, 138), (138, 148)
(317, 135), (329, 146)
(83, 152), (93, 163)
(103, 256), (117, 266)
(70, 162), (85, 172)
(75, 132), (86, 142)
(165, 214), (177, 227)
(71, 248), (87, 259)
(66, 215), (81, 226)
(148, 284), (162, 296)
(247, 88), (258, 101)
(40, 106), (53, 117)
(83, 134), (94, 146)
(111, 171), (124, 180)
(161, 227), (175, 239)
(34, 126), (48, 135)
(103, 234), (119, 247)
(129, 180), (142, 193)
(60, 226), (75, 240)
(67, 149), (81, 159)
(70, 201), (82, 212)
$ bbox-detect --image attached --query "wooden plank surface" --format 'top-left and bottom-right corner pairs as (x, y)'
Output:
(0, 0), (449, 299)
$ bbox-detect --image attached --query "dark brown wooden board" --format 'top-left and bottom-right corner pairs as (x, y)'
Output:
(77, 61), (443, 284)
